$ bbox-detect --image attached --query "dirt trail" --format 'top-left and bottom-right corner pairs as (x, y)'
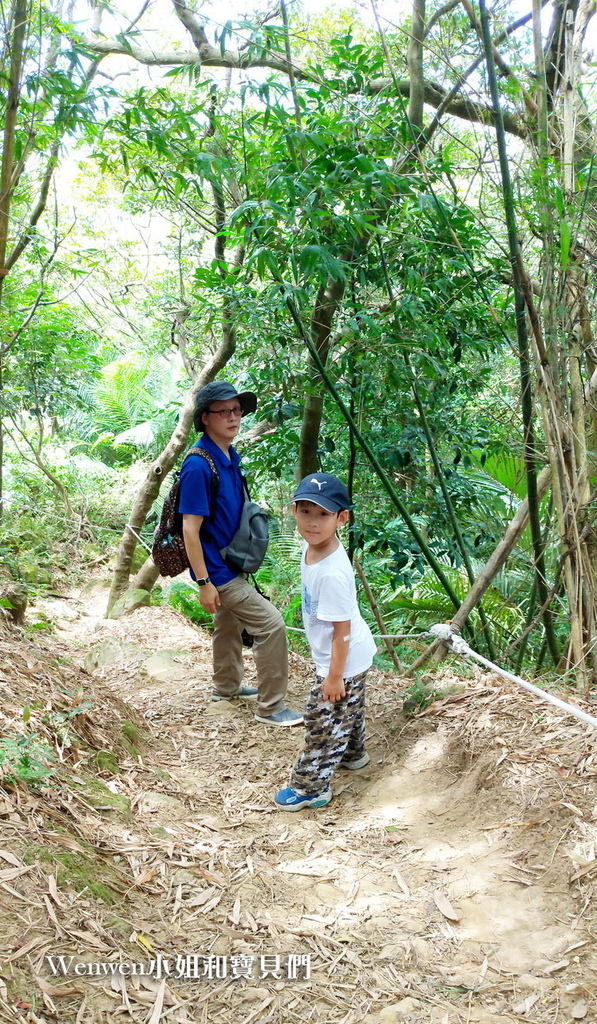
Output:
(1, 584), (597, 1023)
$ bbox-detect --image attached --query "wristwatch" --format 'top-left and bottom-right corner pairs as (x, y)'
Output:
(196, 577), (211, 586)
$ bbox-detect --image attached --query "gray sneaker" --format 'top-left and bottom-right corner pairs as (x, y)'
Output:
(254, 708), (303, 727)
(339, 751), (370, 770)
(211, 685), (259, 702)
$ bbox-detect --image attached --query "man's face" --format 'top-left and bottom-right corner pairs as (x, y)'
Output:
(201, 399), (243, 443)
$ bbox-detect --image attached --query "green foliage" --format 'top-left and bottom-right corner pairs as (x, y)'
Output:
(69, 351), (184, 465)
(1, 446), (151, 583)
(0, 734), (55, 789)
(2, 282), (102, 422)
(159, 581), (214, 628)
(402, 678), (449, 717)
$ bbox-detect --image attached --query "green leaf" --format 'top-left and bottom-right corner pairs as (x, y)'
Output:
(560, 219), (571, 270)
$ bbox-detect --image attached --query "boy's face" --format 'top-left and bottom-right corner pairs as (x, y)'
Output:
(292, 500), (349, 549)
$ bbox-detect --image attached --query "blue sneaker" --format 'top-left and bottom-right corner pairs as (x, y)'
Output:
(274, 786), (332, 811)
(254, 708), (303, 726)
(211, 685), (259, 702)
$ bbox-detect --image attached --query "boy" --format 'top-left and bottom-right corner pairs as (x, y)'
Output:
(179, 380), (302, 727)
(274, 473), (377, 810)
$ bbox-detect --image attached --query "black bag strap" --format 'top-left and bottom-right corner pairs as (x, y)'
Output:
(178, 447), (219, 519)
(248, 574), (270, 600)
(191, 448), (220, 518)
(240, 472), (251, 501)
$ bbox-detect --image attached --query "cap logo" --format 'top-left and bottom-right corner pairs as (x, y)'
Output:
(310, 478), (326, 490)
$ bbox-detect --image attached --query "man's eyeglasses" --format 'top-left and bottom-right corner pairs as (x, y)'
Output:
(206, 404), (243, 419)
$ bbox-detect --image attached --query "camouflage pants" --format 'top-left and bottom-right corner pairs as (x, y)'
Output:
(290, 670), (368, 797)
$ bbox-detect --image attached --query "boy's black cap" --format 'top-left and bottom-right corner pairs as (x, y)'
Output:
(293, 473), (351, 512)
(193, 382), (257, 432)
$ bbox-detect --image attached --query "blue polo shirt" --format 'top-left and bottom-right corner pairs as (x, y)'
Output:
(178, 434), (244, 586)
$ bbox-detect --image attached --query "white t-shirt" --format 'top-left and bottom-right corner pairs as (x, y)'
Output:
(301, 540), (377, 678)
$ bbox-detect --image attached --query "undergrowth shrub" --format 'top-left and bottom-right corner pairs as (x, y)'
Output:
(0, 733), (55, 788)
(157, 580), (213, 627)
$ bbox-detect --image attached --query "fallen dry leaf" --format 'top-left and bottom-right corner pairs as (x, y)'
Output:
(0, 849), (21, 867)
(432, 891), (461, 922)
(147, 979), (166, 1024)
(0, 865), (34, 881)
(34, 975), (83, 998)
(186, 887), (218, 908)
(392, 868), (410, 897)
(512, 993), (539, 1015)
(570, 998), (588, 1019)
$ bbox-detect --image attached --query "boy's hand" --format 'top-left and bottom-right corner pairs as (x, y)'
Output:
(322, 676), (346, 702)
(199, 582), (220, 615)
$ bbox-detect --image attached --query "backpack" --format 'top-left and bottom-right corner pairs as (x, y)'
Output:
(151, 448), (213, 578)
(152, 447), (269, 578)
(219, 498), (269, 574)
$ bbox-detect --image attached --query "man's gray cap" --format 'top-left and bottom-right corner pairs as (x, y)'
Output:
(193, 382), (257, 431)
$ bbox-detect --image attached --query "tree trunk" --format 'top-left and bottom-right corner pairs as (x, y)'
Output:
(298, 276), (346, 477)
(0, 0), (28, 518)
(408, 0), (426, 138)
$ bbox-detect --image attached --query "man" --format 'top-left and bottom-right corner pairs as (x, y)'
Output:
(179, 381), (302, 726)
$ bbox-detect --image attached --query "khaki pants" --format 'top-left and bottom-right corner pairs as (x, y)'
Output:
(212, 576), (288, 716)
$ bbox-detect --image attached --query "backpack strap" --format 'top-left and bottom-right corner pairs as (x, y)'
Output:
(180, 447), (219, 519)
(240, 472), (251, 502)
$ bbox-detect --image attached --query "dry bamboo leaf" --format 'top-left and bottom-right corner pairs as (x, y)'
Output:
(188, 892), (222, 916)
(147, 979), (166, 1024)
(0, 849), (21, 867)
(277, 857), (335, 877)
(42, 832), (87, 853)
(47, 874), (64, 907)
(558, 801), (584, 816)
(392, 869), (410, 898)
(109, 969), (133, 1011)
(570, 861), (597, 882)
(5, 937), (46, 962)
(186, 886), (218, 908)
(43, 893), (64, 935)
(0, 865), (34, 881)
(244, 909), (258, 932)
(346, 880), (359, 905)
(75, 997), (88, 1024)
(500, 874), (534, 886)
(69, 929), (112, 951)
(130, 866), (159, 888)
(542, 959), (569, 974)
(512, 993), (539, 1015)
(195, 867), (227, 886)
(171, 883), (182, 921)
(33, 975), (83, 998)
(230, 894), (241, 925)
(432, 891), (461, 922)
(244, 994), (275, 1024)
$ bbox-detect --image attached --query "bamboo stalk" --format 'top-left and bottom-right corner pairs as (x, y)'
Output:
(353, 557), (403, 673)
(478, 0), (560, 667)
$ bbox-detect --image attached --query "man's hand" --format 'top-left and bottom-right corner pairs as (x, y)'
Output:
(322, 675), (346, 703)
(199, 582), (220, 615)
